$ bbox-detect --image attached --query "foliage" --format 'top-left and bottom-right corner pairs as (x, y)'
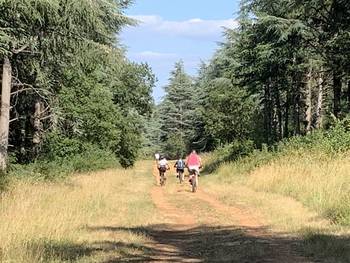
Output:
(0, 0), (155, 175)
(163, 132), (187, 159)
(157, 61), (196, 155)
(205, 120), (350, 225)
(117, 113), (144, 168)
(204, 78), (257, 145)
(139, 110), (162, 158)
(10, 143), (118, 180)
(204, 140), (255, 173)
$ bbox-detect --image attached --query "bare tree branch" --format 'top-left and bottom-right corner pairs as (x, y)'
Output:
(12, 43), (30, 54)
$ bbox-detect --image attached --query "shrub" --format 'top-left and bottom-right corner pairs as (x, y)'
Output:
(204, 140), (254, 173)
(205, 120), (350, 225)
(9, 144), (118, 181)
(0, 170), (9, 192)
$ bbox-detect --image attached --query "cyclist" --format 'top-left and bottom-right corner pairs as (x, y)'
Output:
(174, 156), (186, 183)
(154, 153), (160, 161)
(186, 150), (202, 185)
(158, 155), (170, 182)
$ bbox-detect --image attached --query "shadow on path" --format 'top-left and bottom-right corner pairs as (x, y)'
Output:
(87, 224), (317, 262)
(21, 224), (349, 262)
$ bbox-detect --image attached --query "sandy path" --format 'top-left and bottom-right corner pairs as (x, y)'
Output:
(148, 162), (313, 262)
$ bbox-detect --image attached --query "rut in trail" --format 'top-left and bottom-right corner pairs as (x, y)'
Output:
(148, 163), (314, 262)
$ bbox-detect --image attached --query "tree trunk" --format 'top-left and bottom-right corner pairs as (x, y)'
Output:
(0, 57), (12, 171)
(333, 70), (342, 118)
(347, 79), (350, 112)
(293, 82), (301, 135)
(305, 69), (312, 133)
(33, 101), (42, 145)
(284, 87), (290, 138)
(263, 84), (272, 144)
(275, 86), (283, 140)
(315, 72), (324, 129)
(33, 101), (43, 158)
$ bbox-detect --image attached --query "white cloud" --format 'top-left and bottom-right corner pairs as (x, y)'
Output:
(127, 15), (238, 39)
(130, 51), (178, 60)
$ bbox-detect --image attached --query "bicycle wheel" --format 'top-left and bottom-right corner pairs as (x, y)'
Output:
(191, 174), (198, 192)
(179, 171), (184, 183)
(160, 172), (166, 186)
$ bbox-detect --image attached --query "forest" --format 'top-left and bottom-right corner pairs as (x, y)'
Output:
(1, 0), (350, 262)
(152, 0), (350, 159)
(1, 0), (350, 173)
(0, 0), (155, 177)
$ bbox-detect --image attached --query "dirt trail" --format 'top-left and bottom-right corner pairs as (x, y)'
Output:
(195, 189), (262, 228)
(151, 187), (196, 226)
(148, 164), (200, 262)
(148, 162), (314, 262)
(195, 190), (310, 263)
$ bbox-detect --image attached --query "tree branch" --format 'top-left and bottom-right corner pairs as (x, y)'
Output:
(12, 43), (30, 54)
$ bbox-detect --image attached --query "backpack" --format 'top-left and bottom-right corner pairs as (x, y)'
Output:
(177, 159), (185, 169)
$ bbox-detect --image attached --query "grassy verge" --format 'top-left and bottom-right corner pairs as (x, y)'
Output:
(202, 146), (350, 262)
(202, 177), (350, 262)
(0, 161), (161, 262)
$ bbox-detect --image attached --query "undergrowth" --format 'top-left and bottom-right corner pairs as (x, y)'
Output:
(8, 146), (119, 181)
(205, 120), (350, 225)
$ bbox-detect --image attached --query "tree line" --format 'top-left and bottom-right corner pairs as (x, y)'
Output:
(153, 0), (350, 158)
(0, 0), (155, 172)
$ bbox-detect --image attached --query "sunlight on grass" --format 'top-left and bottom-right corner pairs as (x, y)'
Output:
(0, 161), (161, 262)
(202, 152), (350, 262)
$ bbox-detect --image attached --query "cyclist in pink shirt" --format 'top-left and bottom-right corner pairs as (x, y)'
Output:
(186, 150), (202, 174)
(186, 150), (202, 190)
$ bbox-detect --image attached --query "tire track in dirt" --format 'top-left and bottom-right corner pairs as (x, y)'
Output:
(150, 162), (312, 262)
(151, 186), (196, 227)
(148, 162), (200, 262)
(193, 189), (313, 263)
(195, 189), (262, 228)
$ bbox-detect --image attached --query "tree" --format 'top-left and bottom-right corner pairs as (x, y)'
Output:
(204, 78), (256, 144)
(158, 61), (196, 157)
(0, 0), (155, 171)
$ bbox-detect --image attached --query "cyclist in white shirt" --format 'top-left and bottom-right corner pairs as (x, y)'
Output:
(158, 155), (170, 175)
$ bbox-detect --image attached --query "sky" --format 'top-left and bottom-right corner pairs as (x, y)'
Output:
(120, 0), (240, 102)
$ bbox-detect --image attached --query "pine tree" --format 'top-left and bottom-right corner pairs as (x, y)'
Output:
(158, 61), (196, 157)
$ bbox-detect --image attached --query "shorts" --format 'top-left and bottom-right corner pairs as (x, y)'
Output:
(176, 168), (184, 173)
(188, 165), (200, 174)
(158, 166), (167, 172)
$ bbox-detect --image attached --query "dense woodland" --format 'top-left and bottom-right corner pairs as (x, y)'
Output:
(0, 0), (155, 173)
(1, 0), (350, 173)
(154, 0), (350, 158)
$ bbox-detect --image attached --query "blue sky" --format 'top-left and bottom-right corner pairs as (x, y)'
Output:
(120, 0), (240, 102)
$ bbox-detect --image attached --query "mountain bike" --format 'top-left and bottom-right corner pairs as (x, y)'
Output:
(177, 169), (185, 183)
(159, 166), (168, 186)
(189, 169), (199, 193)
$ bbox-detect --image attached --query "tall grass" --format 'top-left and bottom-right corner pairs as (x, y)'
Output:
(201, 124), (350, 262)
(205, 122), (350, 225)
(247, 153), (350, 225)
(0, 162), (160, 262)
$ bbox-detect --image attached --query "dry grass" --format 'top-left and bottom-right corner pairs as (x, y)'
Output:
(247, 154), (350, 225)
(0, 161), (161, 263)
(202, 152), (350, 262)
(1, 155), (349, 262)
